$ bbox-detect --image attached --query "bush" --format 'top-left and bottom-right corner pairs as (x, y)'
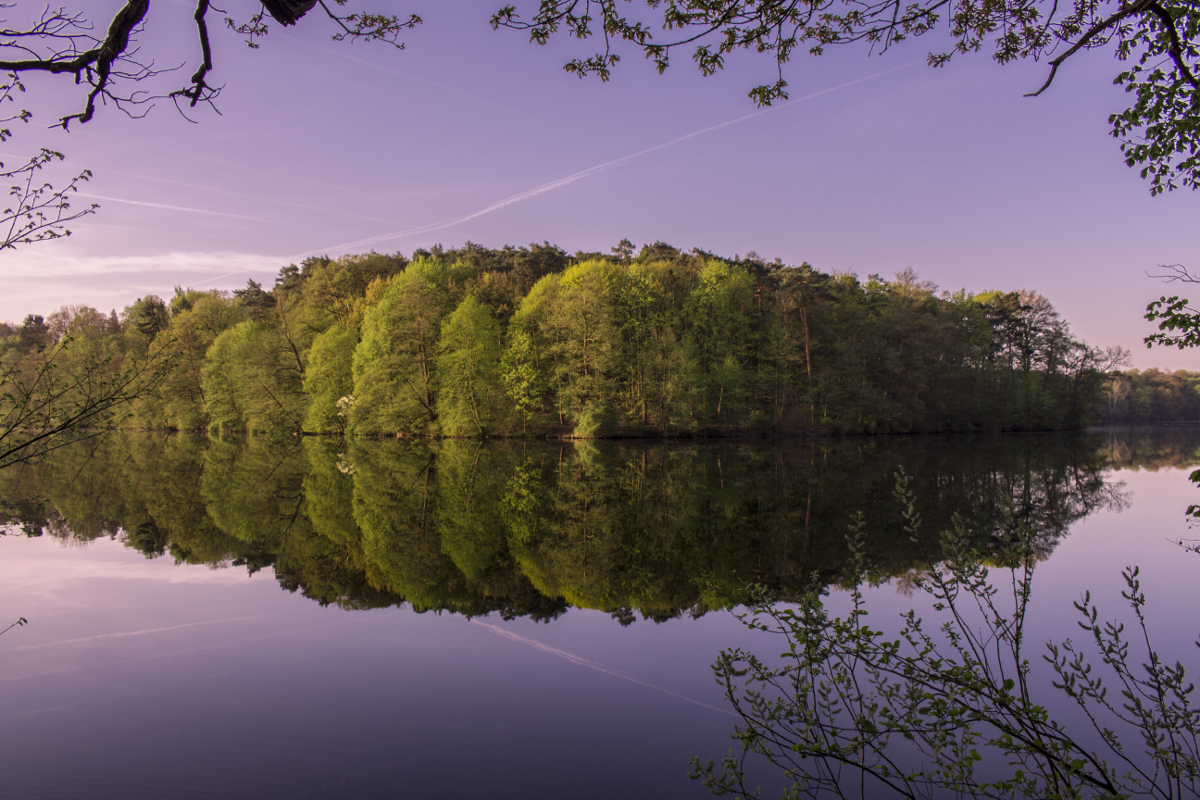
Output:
(692, 471), (1200, 800)
(573, 403), (617, 438)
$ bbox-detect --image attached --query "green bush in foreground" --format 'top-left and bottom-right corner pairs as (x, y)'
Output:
(693, 472), (1199, 799)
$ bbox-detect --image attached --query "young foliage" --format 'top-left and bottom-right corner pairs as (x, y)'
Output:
(692, 470), (1200, 800)
(201, 321), (305, 435)
(0, 333), (167, 467)
(303, 325), (359, 434)
(350, 259), (459, 435)
(541, 261), (620, 429)
(436, 296), (511, 437)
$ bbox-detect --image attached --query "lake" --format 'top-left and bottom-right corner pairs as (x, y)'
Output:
(1, 428), (1197, 799)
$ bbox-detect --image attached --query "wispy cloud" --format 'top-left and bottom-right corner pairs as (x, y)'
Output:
(77, 194), (272, 223)
(3, 617), (264, 654)
(0, 250), (286, 279)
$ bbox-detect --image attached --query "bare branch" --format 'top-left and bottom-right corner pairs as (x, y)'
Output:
(169, 1), (222, 112)
(1147, 263), (1200, 282)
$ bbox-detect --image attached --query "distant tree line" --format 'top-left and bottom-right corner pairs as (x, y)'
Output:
(1, 241), (1130, 439)
(1100, 369), (1200, 425)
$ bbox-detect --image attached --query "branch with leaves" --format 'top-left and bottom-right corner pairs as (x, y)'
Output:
(1145, 264), (1200, 349)
(1, 147), (97, 250)
(691, 470), (1199, 799)
(0, 1), (421, 128)
(0, 335), (171, 469)
(493, 0), (1200, 192)
(0, 70), (96, 249)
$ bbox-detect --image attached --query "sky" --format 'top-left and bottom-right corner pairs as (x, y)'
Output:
(2, 0), (1198, 369)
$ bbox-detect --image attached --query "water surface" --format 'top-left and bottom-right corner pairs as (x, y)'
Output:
(1, 428), (1197, 798)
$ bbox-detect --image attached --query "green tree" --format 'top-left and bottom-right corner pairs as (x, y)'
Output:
(298, 252), (407, 335)
(350, 258), (461, 435)
(541, 261), (621, 432)
(201, 321), (305, 435)
(500, 272), (563, 429)
(126, 296), (170, 342)
(0, 316), (166, 468)
(436, 296), (511, 437)
(500, 330), (543, 433)
(303, 325), (359, 434)
(146, 291), (244, 431)
(683, 261), (755, 422)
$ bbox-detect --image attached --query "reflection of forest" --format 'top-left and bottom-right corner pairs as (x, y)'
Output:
(2, 429), (1181, 622)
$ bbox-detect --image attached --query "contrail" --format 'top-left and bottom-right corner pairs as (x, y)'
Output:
(472, 619), (736, 717)
(296, 61), (917, 258)
(78, 194), (273, 223)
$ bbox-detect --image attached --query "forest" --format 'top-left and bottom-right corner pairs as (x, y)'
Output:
(1100, 368), (1200, 424)
(0, 241), (1131, 440)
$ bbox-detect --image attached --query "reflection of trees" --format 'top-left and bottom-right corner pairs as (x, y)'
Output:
(273, 439), (393, 609)
(0, 430), (1162, 619)
(1097, 425), (1200, 471)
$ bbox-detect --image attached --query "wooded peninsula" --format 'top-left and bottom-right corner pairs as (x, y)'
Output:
(0, 241), (1187, 438)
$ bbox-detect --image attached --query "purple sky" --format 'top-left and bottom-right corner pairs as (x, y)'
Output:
(3, 0), (1198, 369)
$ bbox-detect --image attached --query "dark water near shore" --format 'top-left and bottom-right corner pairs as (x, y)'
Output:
(0, 428), (1197, 798)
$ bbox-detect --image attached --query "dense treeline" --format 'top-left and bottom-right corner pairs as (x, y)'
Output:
(1100, 369), (1200, 424)
(0, 431), (1146, 620)
(2, 241), (1128, 438)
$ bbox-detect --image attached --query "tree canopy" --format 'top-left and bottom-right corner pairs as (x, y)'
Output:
(1, 241), (1135, 442)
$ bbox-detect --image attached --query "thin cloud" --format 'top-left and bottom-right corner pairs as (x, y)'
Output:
(297, 62), (917, 258)
(0, 250), (286, 279)
(78, 194), (273, 223)
(4, 617), (264, 653)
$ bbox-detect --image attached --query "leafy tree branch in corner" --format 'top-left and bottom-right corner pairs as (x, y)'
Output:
(691, 471), (1199, 799)
(492, 0), (1200, 193)
(1145, 264), (1200, 350)
(0, 1), (421, 128)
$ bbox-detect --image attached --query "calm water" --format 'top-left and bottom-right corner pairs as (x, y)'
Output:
(0, 428), (1197, 799)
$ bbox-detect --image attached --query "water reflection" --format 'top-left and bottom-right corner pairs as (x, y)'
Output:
(2, 429), (1189, 621)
